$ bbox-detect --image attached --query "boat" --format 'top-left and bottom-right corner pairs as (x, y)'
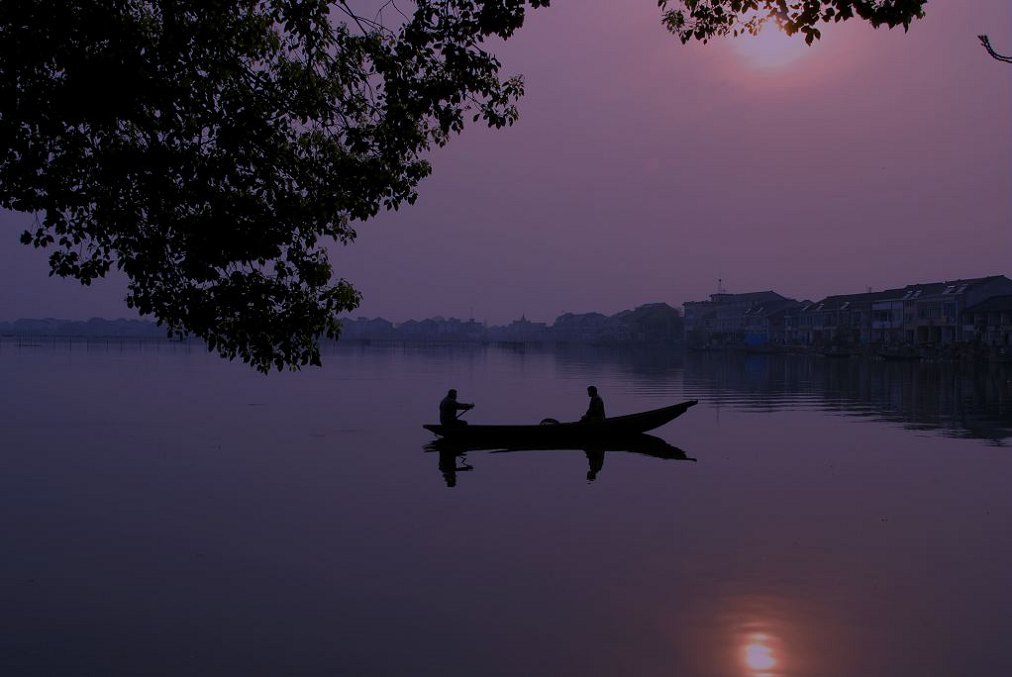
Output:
(422, 399), (698, 444)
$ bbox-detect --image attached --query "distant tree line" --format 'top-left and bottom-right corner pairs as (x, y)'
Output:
(340, 302), (685, 345)
(0, 318), (167, 338)
(1, 303), (684, 345)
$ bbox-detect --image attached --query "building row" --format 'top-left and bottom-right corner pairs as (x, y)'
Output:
(683, 275), (1012, 349)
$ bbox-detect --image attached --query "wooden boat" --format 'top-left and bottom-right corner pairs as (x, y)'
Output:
(423, 399), (698, 443)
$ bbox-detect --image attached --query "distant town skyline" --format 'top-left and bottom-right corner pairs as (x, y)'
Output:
(1, 1), (1009, 325)
(4, 269), (1010, 327)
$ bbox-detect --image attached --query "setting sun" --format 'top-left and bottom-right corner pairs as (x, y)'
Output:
(731, 22), (811, 70)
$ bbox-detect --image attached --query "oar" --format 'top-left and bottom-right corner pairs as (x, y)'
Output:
(455, 404), (475, 420)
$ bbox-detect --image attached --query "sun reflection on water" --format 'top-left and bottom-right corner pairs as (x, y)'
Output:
(671, 593), (804, 676)
(742, 631), (779, 675)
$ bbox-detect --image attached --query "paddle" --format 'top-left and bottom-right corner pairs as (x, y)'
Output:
(455, 403), (475, 420)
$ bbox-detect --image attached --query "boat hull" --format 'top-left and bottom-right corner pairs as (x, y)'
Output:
(423, 399), (698, 444)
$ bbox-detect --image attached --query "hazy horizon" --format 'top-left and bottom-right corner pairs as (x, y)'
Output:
(1, 270), (1010, 327)
(1, 1), (1009, 325)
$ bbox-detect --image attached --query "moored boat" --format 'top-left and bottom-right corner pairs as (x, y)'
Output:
(423, 399), (698, 443)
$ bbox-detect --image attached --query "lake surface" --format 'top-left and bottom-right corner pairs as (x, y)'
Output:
(2, 341), (1011, 676)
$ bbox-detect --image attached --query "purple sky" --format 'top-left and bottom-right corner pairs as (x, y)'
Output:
(1, 1), (1009, 324)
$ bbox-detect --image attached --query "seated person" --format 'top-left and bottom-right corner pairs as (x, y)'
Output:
(581, 385), (605, 422)
(439, 388), (474, 425)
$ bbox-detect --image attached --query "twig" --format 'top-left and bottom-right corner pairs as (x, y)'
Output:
(978, 35), (1012, 63)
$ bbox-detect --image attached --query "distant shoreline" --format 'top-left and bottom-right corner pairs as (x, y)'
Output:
(0, 302), (687, 346)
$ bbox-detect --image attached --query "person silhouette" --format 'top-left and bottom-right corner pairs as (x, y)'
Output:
(581, 385), (605, 422)
(439, 388), (474, 426)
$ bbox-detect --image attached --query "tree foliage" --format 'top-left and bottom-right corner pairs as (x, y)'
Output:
(1, 1), (924, 371)
(0, 0), (548, 371)
(660, 1), (926, 45)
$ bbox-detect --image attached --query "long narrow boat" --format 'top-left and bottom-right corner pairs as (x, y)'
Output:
(423, 399), (698, 444)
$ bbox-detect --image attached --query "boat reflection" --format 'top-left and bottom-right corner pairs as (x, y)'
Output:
(436, 447), (474, 488)
(425, 434), (695, 487)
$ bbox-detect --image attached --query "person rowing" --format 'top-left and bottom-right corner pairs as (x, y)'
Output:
(439, 388), (475, 426)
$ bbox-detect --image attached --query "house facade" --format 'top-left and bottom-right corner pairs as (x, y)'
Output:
(684, 291), (793, 347)
(965, 295), (1012, 347)
(684, 276), (1012, 349)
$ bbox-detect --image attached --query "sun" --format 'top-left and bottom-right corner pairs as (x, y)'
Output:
(730, 22), (811, 70)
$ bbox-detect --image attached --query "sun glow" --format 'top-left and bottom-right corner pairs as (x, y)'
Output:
(730, 22), (811, 70)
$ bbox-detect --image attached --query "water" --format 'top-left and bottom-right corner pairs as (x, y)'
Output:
(2, 341), (1011, 676)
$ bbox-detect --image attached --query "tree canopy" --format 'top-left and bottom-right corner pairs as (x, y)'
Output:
(1, 1), (925, 371)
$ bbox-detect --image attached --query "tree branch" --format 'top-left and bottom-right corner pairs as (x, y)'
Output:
(979, 34), (1012, 63)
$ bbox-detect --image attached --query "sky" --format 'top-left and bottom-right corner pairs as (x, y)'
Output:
(1, 1), (1009, 325)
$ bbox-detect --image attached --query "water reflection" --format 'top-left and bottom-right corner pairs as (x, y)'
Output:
(436, 448), (473, 487)
(325, 342), (1012, 443)
(5, 342), (1012, 675)
(19, 339), (1010, 445)
(584, 449), (604, 481)
(742, 632), (778, 675)
(676, 594), (821, 677)
(425, 433), (695, 486)
(684, 352), (1012, 443)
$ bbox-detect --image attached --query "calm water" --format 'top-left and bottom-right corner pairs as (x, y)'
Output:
(2, 341), (1011, 676)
